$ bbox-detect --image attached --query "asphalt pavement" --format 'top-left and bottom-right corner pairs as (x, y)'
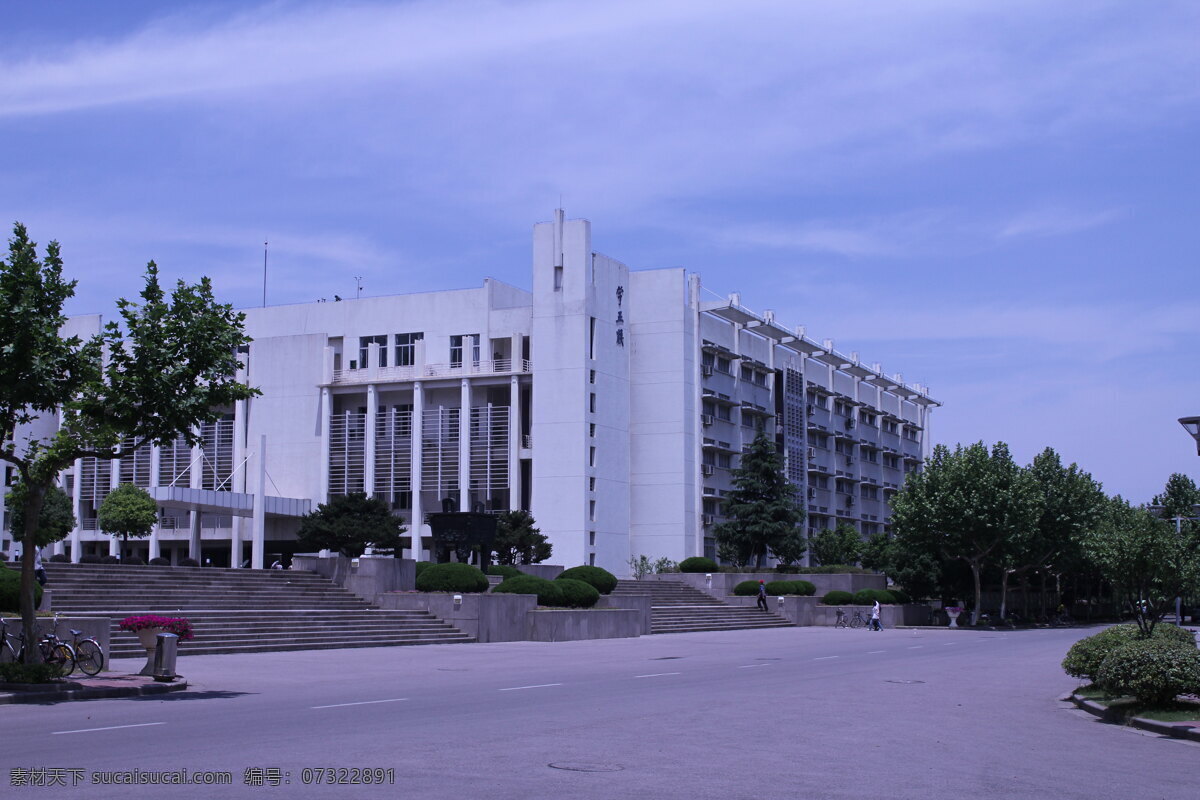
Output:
(3, 625), (1196, 799)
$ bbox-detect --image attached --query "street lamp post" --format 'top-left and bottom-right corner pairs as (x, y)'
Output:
(1180, 416), (1200, 455)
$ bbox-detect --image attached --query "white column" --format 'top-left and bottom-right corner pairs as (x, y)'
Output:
(410, 382), (424, 559)
(251, 434), (266, 570)
(459, 378), (471, 512)
(318, 388), (332, 506)
(230, 394), (248, 567)
(365, 384), (378, 499)
(189, 426), (202, 560)
(148, 444), (161, 561)
(70, 458), (83, 562)
(509, 375), (520, 511)
(108, 455), (121, 557)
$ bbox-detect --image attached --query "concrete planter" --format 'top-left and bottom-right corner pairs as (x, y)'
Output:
(525, 609), (641, 642)
(645, 571), (887, 599)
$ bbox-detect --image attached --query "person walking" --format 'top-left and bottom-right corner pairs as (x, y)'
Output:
(33, 549), (47, 587)
(756, 580), (768, 612)
(870, 599), (882, 631)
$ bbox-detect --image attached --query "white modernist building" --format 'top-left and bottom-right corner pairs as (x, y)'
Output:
(2, 211), (939, 575)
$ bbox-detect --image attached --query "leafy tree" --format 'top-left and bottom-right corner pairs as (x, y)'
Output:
(996, 449), (1106, 619)
(713, 433), (805, 569)
(810, 523), (863, 566)
(1082, 495), (1200, 636)
(0, 223), (256, 662)
(97, 483), (158, 559)
(889, 441), (1040, 624)
(491, 510), (551, 565)
(296, 492), (406, 558)
(5, 484), (75, 549)
(1152, 473), (1200, 537)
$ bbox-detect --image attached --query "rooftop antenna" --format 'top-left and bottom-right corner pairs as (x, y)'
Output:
(355, 276), (364, 299)
(262, 239), (268, 307)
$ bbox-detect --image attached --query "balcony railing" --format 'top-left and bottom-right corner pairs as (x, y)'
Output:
(332, 358), (532, 385)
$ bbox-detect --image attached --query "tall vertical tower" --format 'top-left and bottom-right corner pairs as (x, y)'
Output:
(530, 211), (630, 571)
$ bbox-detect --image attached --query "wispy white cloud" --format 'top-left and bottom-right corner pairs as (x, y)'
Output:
(998, 206), (1125, 240)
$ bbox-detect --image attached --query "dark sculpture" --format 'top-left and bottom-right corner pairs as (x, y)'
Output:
(428, 510), (498, 566)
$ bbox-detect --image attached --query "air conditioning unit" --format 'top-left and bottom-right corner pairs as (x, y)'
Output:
(701, 464), (714, 476)
(845, 456), (853, 467)
(846, 418), (856, 429)
(807, 447), (817, 459)
(807, 487), (816, 499)
(806, 404), (814, 416)
(702, 514), (715, 525)
(701, 364), (714, 377)
(701, 414), (714, 426)
(846, 496), (855, 507)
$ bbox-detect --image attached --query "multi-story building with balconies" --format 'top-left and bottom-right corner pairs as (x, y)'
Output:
(1, 211), (938, 574)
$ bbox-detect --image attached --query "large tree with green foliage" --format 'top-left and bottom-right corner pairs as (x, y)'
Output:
(1081, 495), (1200, 636)
(995, 448), (1106, 619)
(0, 223), (256, 662)
(491, 510), (551, 565)
(5, 484), (75, 549)
(810, 522), (863, 567)
(1152, 473), (1200, 538)
(98, 483), (158, 558)
(889, 441), (1040, 624)
(712, 433), (805, 569)
(296, 492), (406, 558)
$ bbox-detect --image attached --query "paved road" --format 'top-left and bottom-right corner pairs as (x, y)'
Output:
(4, 625), (1196, 799)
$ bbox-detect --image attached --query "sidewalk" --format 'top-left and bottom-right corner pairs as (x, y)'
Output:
(0, 671), (188, 705)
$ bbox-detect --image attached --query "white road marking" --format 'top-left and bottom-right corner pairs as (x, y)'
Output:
(737, 664), (770, 669)
(943, 642), (956, 646)
(53, 722), (165, 735)
(866, 650), (886, 654)
(908, 646), (924, 649)
(812, 656), (839, 660)
(634, 672), (682, 678)
(498, 683), (563, 692)
(311, 698), (408, 709)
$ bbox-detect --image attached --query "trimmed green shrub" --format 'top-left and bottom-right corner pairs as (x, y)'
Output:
(821, 590), (855, 605)
(487, 565), (523, 580)
(178, 557), (200, 567)
(149, 557), (170, 566)
(890, 589), (911, 604)
(414, 561), (433, 579)
(493, 575), (564, 606)
(79, 554), (103, 564)
(853, 588), (896, 605)
(791, 580), (816, 596)
(1062, 624), (1197, 683)
(415, 563), (489, 593)
(100, 555), (120, 564)
(679, 556), (718, 573)
(1096, 638), (1200, 705)
(791, 565), (872, 574)
(554, 578), (600, 608)
(556, 565), (617, 595)
(0, 566), (43, 612)
(48, 554), (68, 563)
(122, 556), (145, 566)
(734, 580), (765, 596)
(0, 661), (65, 683)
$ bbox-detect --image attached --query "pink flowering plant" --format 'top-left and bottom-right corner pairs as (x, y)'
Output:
(118, 615), (195, 641)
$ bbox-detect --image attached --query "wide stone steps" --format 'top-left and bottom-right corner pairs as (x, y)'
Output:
(41, 562), (474, 658)
(613, 579), (792, 633)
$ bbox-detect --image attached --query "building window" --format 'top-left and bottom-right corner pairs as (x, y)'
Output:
(589, 423), (596, 438)
(450, 334), (480, 368)
(716, 356), (731, 374)
(589, 501), (596, 522)
(589, 446), (596, 467)
(859, 410), (877, 426)
(716, 453), (731, 469)
(716, 405), (731, 422)
(755, 371), (767, 386)
(588, 552), (596, 566)
(394, 332), (423, 367)
(359, 335), (388, 369)
(740, 365), (753, 381)
(589, 477), (596, 491)
(554, 265), (563, 290)
(884, 454), (900, 469)
(589, 393), (597, 413)
(589, 317), (597, 359)
(589, 369), (596, 384)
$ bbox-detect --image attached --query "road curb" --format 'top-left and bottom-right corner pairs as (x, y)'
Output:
(0, 677), (188, 705)
(1067, 692), (1200, 742)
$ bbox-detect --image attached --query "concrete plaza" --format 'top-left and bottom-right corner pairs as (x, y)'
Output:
(4, 625), (1195, 799)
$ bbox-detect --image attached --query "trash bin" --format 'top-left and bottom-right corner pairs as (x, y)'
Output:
(152, 632), (179, 682)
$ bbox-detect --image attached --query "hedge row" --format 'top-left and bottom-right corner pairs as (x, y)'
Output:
(679, 557), (719, 573)
(0, 566), (43, 612)
(820, 589), (900, 605)
(491, 574), (600, 608)
(1062, 624), (1197, 684)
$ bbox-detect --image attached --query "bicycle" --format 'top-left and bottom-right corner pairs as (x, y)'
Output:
(0, 618), (74, 674)
(836, 609), (867, 629)
(834, 609), (848, 628)
(62, 617), (104, 676)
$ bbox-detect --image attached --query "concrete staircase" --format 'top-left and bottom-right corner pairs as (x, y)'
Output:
(612, 579), (792, 634)
(43, 563), (473, 658)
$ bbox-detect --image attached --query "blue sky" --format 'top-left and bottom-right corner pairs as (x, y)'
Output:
(2, 1), (1197, 502)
